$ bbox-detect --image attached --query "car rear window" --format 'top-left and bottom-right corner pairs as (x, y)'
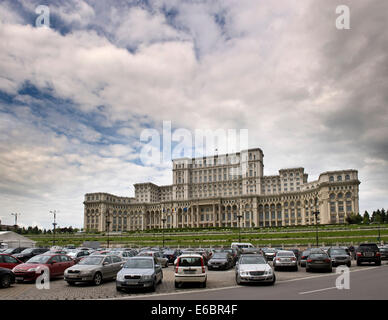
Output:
(358, 244), (378, 251)
(179, 257), (202, 266)
(277, 251), (294, 257)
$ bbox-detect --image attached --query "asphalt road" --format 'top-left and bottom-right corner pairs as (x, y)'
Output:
(1, 261), (387, 300)
(128, 264), (388, 300)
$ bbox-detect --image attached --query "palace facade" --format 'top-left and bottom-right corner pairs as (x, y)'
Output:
(83, 148), (360, 231)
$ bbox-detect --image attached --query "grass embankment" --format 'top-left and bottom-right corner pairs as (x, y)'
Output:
(29, 224), (388, 248)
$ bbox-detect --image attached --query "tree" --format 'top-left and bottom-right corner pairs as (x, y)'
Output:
(346, 213), (362, 224)
(381, 209), (386, 223)
(363, 211), (370, 224)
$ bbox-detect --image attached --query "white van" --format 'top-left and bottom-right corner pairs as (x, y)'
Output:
(231, 242), (254, 250)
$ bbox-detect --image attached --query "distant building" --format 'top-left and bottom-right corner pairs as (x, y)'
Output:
(84, 148), (360, 231)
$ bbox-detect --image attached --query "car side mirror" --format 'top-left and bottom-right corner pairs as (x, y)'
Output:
(155, 264), (161, 269)
(103, 262), (108, 265)
(51, 261), (56, 264)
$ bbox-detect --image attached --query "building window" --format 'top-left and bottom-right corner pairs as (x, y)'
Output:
(329, 176), (334, 182)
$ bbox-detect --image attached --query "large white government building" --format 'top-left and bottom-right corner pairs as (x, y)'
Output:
(84, 148), (360, 232)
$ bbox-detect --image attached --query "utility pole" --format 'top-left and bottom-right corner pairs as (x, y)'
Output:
(106, 212), (111, 248)
(50, 210), (58, 247)
(237, 215), (243, 242)
(11, 213), (21, 230)
(161, 218), (167, 248)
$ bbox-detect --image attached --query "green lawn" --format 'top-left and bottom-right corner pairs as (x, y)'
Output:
(30, 224), (388, 248)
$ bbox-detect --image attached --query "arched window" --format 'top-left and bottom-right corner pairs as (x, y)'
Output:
(329, 176), (334, 182)
(337, 175), (342, 181)
(345, 174), (350, 181)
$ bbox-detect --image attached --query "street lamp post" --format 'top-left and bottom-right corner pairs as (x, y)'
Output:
(237, 215), (243, 242)
(50, 210), (58, 247)
(312, 211), (320, 247)
(161, 218), (167, 248)
(106, 213), (111, 248)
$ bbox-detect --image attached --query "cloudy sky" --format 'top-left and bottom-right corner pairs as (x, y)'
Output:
(0, 0), (387, 230)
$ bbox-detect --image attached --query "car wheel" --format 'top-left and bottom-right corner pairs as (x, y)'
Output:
(67, 281), (76, 286)
(174, 281), (181, 288)
(328, 267), (333, 273)
(294, 266), (298, 272)
(357, 260), (361, 266)
(0, 274), (12, 288)
(150, 280), (156, 292)
(347, 262), (351, 268)
(116, 286), (123, 292)
(306, 267), (311, 272)
(270, 274), (276, 286)
(93, 272), (102, 286)
(201, 281), (207, 288)
(376, 261), (381, 266)
(236, 274), (241, 285)
(165, 262), (168, 268)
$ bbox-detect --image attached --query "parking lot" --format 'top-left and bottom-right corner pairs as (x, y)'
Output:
(1, 259), (386, 300)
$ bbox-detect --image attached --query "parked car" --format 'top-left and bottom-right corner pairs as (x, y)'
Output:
(12, 247), (49, 262)
(327, 247), (351, 267)
(289, 249), (300, 261)
(273, 250), (298, 271)
(235, 254), (275, 285)
(66, 250), (91, 263)
(306, 251), (332, 272)
(356, 243), (381, 266)
(299, 249), (311, 267)
(108, 250), (137, 261)
(174, 254), (207, 288)
(116, 256), (163, 292)
(0, 254), (23, 269)
(207, 252), (234, 270)
(0, 267), (15, 288)
(163, 249), (181, 264)
(220, 248), (239, 265)
(138, 251), (169, 268)
(240, 247), (262, 255)
(231, 242), (254, 250)
(12, 253), (75, 282)
(2, 247), (28, 255)
(262, 248), (277, 261)
(378, 246), (388, 261)
(64, 255), (124, 286)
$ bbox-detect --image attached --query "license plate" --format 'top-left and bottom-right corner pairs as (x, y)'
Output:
(16, 277), (23, 281)
(184, 270), (196, 274)
(212, 265), (219, 268)
(315, 261), (324, 263)
(365, 252), (374, 257)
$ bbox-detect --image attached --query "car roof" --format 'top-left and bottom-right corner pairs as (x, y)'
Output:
(129, 256), (154, 259)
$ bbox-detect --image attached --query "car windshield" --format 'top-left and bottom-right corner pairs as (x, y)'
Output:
(20, 248), (34, 254)
(240, 256), (266, 264)
(330, 249), (347, 255)
(26, 255), (51, 264)
(3, 248), (15, 253)
(212, 253), (228, 259)
(78, 257), (103, 265)
(302, 251), (310, 256)
(124, 259), (153, 269)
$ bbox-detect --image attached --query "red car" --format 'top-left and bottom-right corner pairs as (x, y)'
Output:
(0, 254), (23, 269)
(12, 253), (75, 282)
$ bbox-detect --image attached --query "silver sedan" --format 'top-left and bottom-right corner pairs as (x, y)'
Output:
(64, 255), (124, 286)
(235, 254), (276, 285)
